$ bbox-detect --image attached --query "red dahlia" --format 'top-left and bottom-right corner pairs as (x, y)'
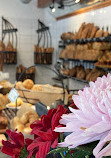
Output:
(27, 105), (68, 158)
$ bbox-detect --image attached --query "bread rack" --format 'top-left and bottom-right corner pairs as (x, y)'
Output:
(34, 19), (53, 65)
(57, 34), (111, 84)
(0, 17), (18, 71)
(59, 35), (111, 46)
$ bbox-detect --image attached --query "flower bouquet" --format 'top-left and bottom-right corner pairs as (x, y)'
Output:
(2, 74), (111, 158)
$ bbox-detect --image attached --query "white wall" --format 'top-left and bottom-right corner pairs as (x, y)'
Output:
(56, 6), (111, 37)
(0, 0), (58, 85)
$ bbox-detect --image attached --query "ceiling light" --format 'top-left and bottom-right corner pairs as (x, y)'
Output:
(52, 7), (56, 12)
(50, 5), (56, 12)
(75, 0), (80, 3)
(49, 0), (56, 12)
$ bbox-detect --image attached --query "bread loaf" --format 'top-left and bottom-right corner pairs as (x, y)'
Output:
(76, 68), (86, 80)
(87, 23), (94, 38)
(81, 23), (92, 39)
(95, 30), (103, 38)
(103, 31), (109, 37)
(93, 42), (111, 50)
(77, 22), (86, 39)
(69, 67), (78, 77)
(90, 26), (99, 38)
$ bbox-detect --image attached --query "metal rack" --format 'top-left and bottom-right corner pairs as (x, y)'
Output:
(59, 36), (111, 46)
(0, 17), (18, 70)
(34, 19), (53, 65)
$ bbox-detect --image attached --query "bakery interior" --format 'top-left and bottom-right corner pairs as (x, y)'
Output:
(0, 0), (111, 157)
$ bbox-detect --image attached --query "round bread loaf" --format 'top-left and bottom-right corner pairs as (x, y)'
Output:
(23, 79), (34, 89)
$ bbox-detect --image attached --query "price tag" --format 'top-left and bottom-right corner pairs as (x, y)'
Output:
(8, 88), (19, 103)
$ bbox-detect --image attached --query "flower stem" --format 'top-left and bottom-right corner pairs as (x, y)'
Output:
(60, 152), (65, 158)
(85, 155), (89, 158)
(59, 134), (65, 158)
(60, 133), (64, 142)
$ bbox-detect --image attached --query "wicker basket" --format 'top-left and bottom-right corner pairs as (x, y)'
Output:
(16, 85), (68, 107)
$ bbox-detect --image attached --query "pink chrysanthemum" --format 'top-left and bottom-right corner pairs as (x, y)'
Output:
(55, 74), (111, 158)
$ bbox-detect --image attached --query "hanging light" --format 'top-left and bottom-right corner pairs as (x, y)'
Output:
(49, 0), (81, 11)
(49, 0), (56, 12)
(58, 0), (81, 8)
(50, 6), (56, 12)
(75, 0), (80, 3)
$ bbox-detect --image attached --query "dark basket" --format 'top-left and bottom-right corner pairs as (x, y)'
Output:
(16, 72), (35, 82)
(3, 51), (17, 64)
(34, 52), (52, 64)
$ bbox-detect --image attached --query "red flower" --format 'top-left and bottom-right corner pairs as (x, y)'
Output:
(27, 105), (68, 158)
(1, 129), (25, 158)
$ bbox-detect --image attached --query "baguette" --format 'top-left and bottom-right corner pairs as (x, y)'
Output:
(90, 26), (99, 38)
(95, 30), (103, 38)
(77, 22), (86, 39)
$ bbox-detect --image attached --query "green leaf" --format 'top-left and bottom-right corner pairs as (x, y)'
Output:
(60, 133), (64, 142)
(71, 149), (91, 158)
(75, 141), (99, 153)
(48, 147), (68, 155)
(48, 141), (99, 158)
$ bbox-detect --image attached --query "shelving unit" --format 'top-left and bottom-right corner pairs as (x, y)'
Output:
(59, 36), (111, 46)
(0, 17), (18, 70)
(57, 35), (111, 84)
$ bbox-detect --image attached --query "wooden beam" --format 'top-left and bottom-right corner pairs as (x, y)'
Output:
(56, 0), (111, 20)
(38, 0), (52, 8)
(38, 0), (60, 8)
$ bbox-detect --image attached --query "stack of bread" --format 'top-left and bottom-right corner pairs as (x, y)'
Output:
(95, 51), (111, 68)
(0, 41), (17, 64)
(59, 42), (111, 61)
(34, 45), (54, 53)
(61, 22), (109, 40)
(17, 65), (36, 74)
(60, 22), (110, 61)
(0, 41), (16, 52)
(59, 44), (76, 59)
(60, 65), (107, 82)
(11, 110), (39, 134)
(16, 65), (36, 82)
(34, 46), (53, 64)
